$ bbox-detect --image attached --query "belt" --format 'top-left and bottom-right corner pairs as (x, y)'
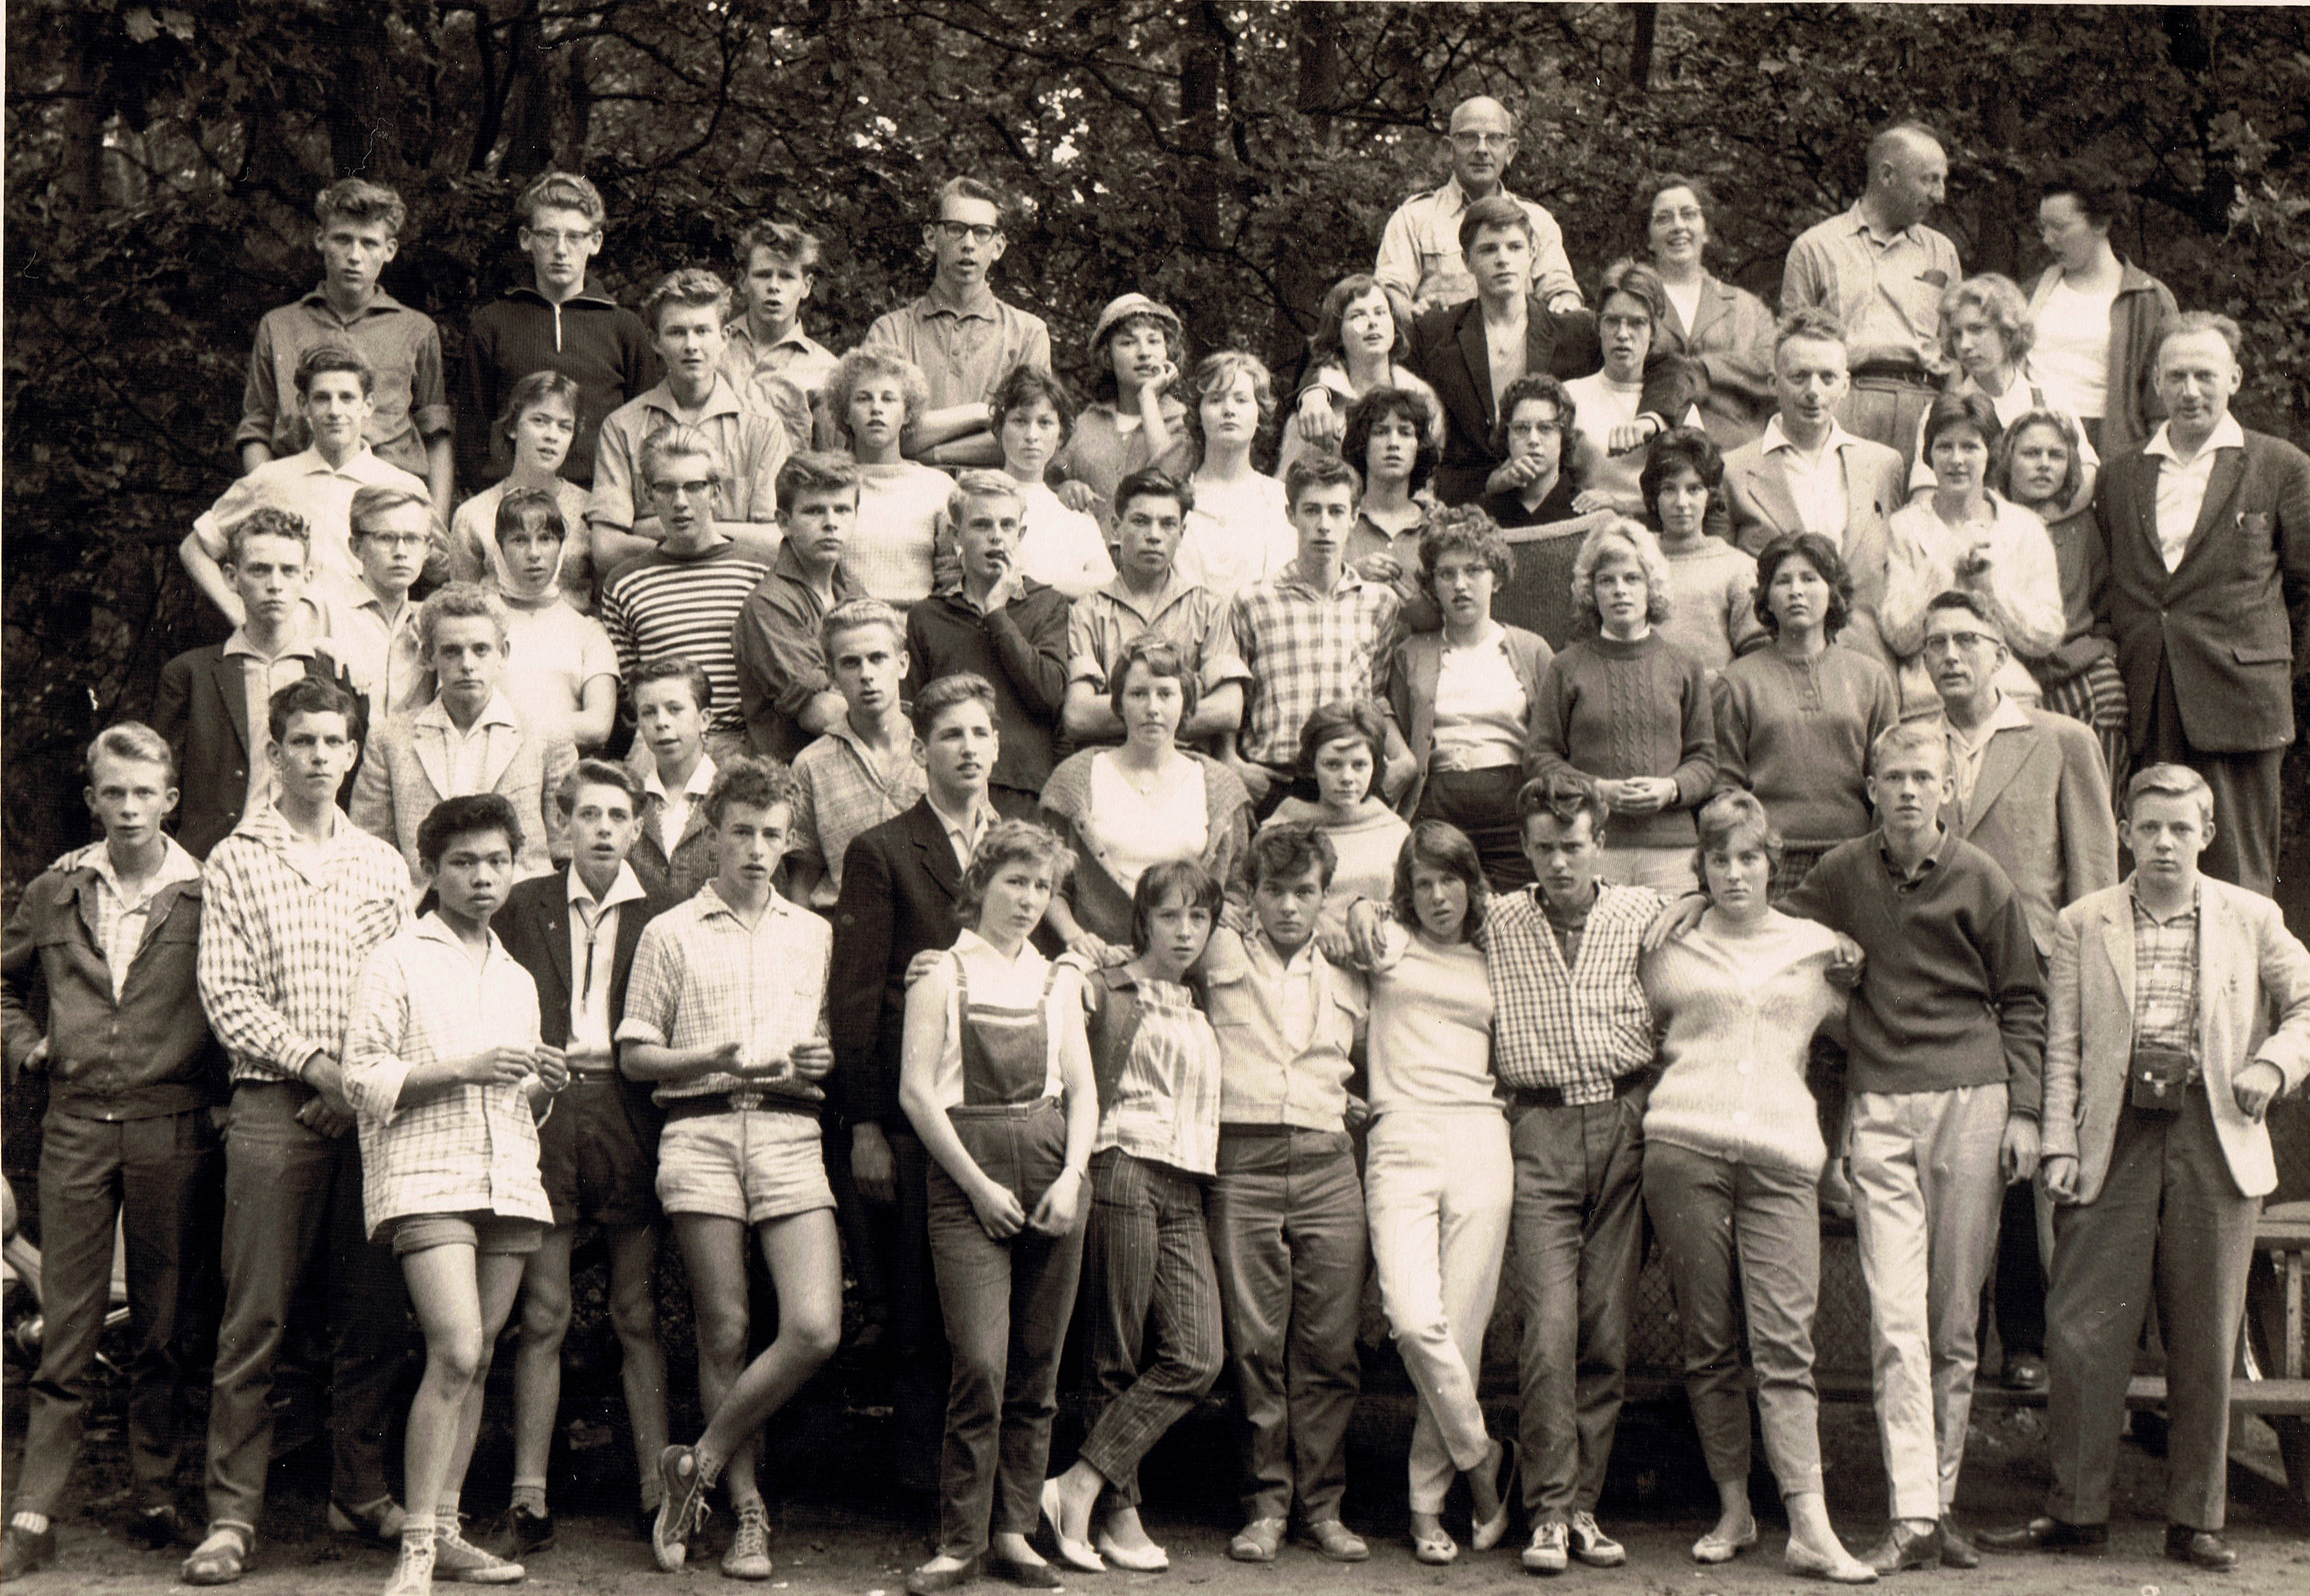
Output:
(1847, 360), (1935, 388)
(1218, 1122), (1339, 1138)
(661, 1090), (823, 1122)
(1511, 1071), (1651, 1110)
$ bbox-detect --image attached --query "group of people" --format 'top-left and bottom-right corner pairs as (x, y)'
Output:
(5, 90), (2309, 1596)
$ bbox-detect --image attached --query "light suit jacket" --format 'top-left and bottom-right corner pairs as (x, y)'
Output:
(350, 692), (574, 886)
(1943, 706), (2118, 959)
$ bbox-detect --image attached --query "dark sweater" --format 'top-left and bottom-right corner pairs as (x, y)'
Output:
(904, 582), (1074, 801)
(461, 286), (660, 488)
(1528, 630), (1716, 847)
(1784, 826), (2047, 1114)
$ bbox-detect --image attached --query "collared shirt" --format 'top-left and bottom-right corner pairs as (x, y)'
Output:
(787, 714), (926, 907)
(926, 791), (994, 875)
(566, 862), (650, 1063)
(1066, 572), (1249, 700)
(2129, 882), (2201, 1061)
(1482, 882), (1665, 1101)
(1782, 204), (1961, 374)
(197, 804), (411, 1082)
(918, 928), (1073, 1112)
(732, 542), (864, 761)
(1877, 822), (1953, 888)
(1943, 693), (2034, 815)
(341, 913), (551, 1238)
(221, 629), (321, 814)
(1204, 927), (1366, 1131)
(192, 446), (433, 604)
(414, 692), (524, 796)
(2143, 413), (2246, 572)
(1091, 970), (1224, 1176)
(1372, 176), (1582, 309)
(237, 286), (451, 476)
(617, 882), (832, 1103)
(1759, 416), (1858, 546)
(319, 587), (433, 724)
(719, 318), (838, 438)
(585, 376), (788, 534)
(61, 839), (203, 1001)
(643, 753), (717, 863)
(1228, 562), (1404, 767)
(862, 290), (1053, 412)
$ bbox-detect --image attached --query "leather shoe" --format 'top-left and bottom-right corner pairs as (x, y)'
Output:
(2166, 1526), (2239, 1570)
(1, 1525), (57, 1581)
(2002, 1354), (2048, 1392)
(1978, 1516), (2107, 1555)
(1862, 1521), (1940, 1574)
(985, 1553), (1065, 1588)
(1937, 1517), (1979, 1569)
(906, 1554), (982, 1593)
(125, 1503), (189, 1549)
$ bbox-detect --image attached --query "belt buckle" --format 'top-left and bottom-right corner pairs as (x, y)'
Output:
(729, 1085), (765, 1112)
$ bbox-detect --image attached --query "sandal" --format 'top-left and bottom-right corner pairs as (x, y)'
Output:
(182, 1522), (253, 1586)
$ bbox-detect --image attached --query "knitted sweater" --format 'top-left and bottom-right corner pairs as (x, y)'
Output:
(1658, 536), (1767, 677)
(1784, 828), (2047, 1111)
(1528, 631), (1716, 847)
(1640, 913), (1845, 1176)
(1712, 643), (1900, 849)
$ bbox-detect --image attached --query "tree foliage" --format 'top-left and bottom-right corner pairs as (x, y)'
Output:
(7, 2), (2309, 891)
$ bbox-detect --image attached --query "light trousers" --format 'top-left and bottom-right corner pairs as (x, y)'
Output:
(1847, 1082), (2007, 1522)
(1365, 1111), (1513, 1512)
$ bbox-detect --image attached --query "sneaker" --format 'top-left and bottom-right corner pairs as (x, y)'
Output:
(432, 1521), (525, 1584)
(1522, 1520), (1569, 1574)
(653, 1444), (712, 1571)
(479, 1502), (555, 1561)
(2, 1524), (58, 1580)
(721, 1499), (773, 1580)
(1567, 1511), (1626, 1567)
(383, 1537), (437, 1596)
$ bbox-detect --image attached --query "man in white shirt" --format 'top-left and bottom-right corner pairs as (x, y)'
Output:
(1374, 96), (1582, 314)
(2093, 313), (2310, 897)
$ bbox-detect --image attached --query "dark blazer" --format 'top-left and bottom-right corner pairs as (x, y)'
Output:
(1405, 297), (1696, 506)
(828, 791), (1035, 1131)
(2094, 426), (2310, 754)
(150, 643), (366, 860)
(491, 868), (680, 1148)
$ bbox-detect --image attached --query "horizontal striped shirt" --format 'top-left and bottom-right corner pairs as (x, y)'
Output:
(598, 540), (771, 741)
(198, 805), (410, 1082)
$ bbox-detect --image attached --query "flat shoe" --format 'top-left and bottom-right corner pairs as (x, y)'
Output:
(1411, 1527), (1459, 1565)
(1229, 1516), (1285, 1563)
(1785, 1536), (1878, 1583)
(907, 1555), (982, 1593)
(985, 1552), (1064, 1588)
(1093, 1530), (1168, 1571)
(2166, 1527), (2239, 1570)
(1471, 1438), (1516, 1552)
(1978, 1516), (2107, 1554)
(1693, 1516), (1759, 1563)
(1038, 1480), (1104, 1573)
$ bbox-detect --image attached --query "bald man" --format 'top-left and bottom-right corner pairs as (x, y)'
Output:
(1374, 96), (1582, 315)
(1782, 121), (1960, 473)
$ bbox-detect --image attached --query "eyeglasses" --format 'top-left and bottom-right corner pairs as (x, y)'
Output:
(933, 220), (1000, 245)
(1506, 419), (1563, 438)
(359, 532), (432, 550)
(521, 227), (599, 247)
(1600, 314), (1653, 334)
(1921, 629), (1998, 655)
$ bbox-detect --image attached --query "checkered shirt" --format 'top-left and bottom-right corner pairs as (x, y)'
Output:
(58, 838), (202, 1000)
(198, 806), (411, 1082)
(341, 915), (552, 1239)
(1483, 883), (1664, 1102)
(616, 883), (832, 1103)
(1227, 563), (1402, 767)
(2130, 885), (2201, 1062)
(786, 717), (926, 908)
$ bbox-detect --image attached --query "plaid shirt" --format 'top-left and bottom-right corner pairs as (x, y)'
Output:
(1483, 882), (1663, 1102)
(60, 839), (202, 1000)
(1228, 561), (1403, 767)
(198, 806), (410, 1083)
(1066, 574), (1250, 697)
(2130, 884), (2201, 1062)
(786, 714), (926, 908)
(341, 914), (551, 1238)
(616, 883), (831, 1104)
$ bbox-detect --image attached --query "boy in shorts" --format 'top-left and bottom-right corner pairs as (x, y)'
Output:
(619, 758), (843, 1579)
(342, 792), (566, 1594)
(486, 761), (680, 1556)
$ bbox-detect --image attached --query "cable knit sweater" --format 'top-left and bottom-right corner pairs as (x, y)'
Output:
(1640, 912), (1846, 1176)
(1528, 630), (1716, 847)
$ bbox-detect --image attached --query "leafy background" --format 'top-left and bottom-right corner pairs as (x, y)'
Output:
(6, 1), (2307, 902)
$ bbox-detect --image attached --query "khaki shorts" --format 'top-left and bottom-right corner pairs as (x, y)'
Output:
(390, 1209), (547, 1258)
(656, 1108), (833, 1226)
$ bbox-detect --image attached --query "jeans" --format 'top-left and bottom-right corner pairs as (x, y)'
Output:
(15, 1108), (224, 1517)
(1366, 1111), (1512, 1512)
(1207, 1129), (1364, 1525)
(1847, 1083), (2007, 1521)
(1509, 1093), (1646, 1523)
(1643, 1141), (1825, 1496)
(1078, 1150), (1223, 1508)
(202, 1081), (410, 1528)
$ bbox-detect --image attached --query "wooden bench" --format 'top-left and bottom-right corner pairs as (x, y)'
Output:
(2243, 1200), (2310, 1508)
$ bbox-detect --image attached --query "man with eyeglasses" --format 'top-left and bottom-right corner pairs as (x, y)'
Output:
(460, 170), (660, 491)
(1374, 96), (1583, 315)
(862, 176), (1054, 469)
(1919, 589), (2115, 1412)
(598, 427), (775, 750)
(322, 484), (442, 726)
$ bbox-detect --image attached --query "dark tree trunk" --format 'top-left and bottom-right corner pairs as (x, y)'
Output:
(1629, 4), (1657, 92)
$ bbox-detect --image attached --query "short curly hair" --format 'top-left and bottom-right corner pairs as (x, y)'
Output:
(1108, 637), (1198, 726)
(640, 267), (732, 335)
(700, 755), (795, 830)
(417, 793), (522, 874)
(1690, 788), (1784, 898)
(1491, 372), (1575, 460)
(829, 347), (932, 443)
(315, 178), (406, 236)
(1307, 274), (1414, 368)
(957, 819), (1076, 925)
(1938, 273), (2034, 367)
(1570, 517), (1673, 629)
(1185, 351), (1276, 451)
(1342, 386), (1441, 497)
(1418, 504), (1514, 588)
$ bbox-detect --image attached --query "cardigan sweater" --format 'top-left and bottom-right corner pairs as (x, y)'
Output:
(1783, 827), (2047, 1112)
(1528, 631), (1716, 847)
(1388, 624), (1553, 818)
(2025, 261), (2178, 458)
(1640, 913), (1845, 1176)
(1711, 643), (1900, 849)
(1039, 748), (1252, 945)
